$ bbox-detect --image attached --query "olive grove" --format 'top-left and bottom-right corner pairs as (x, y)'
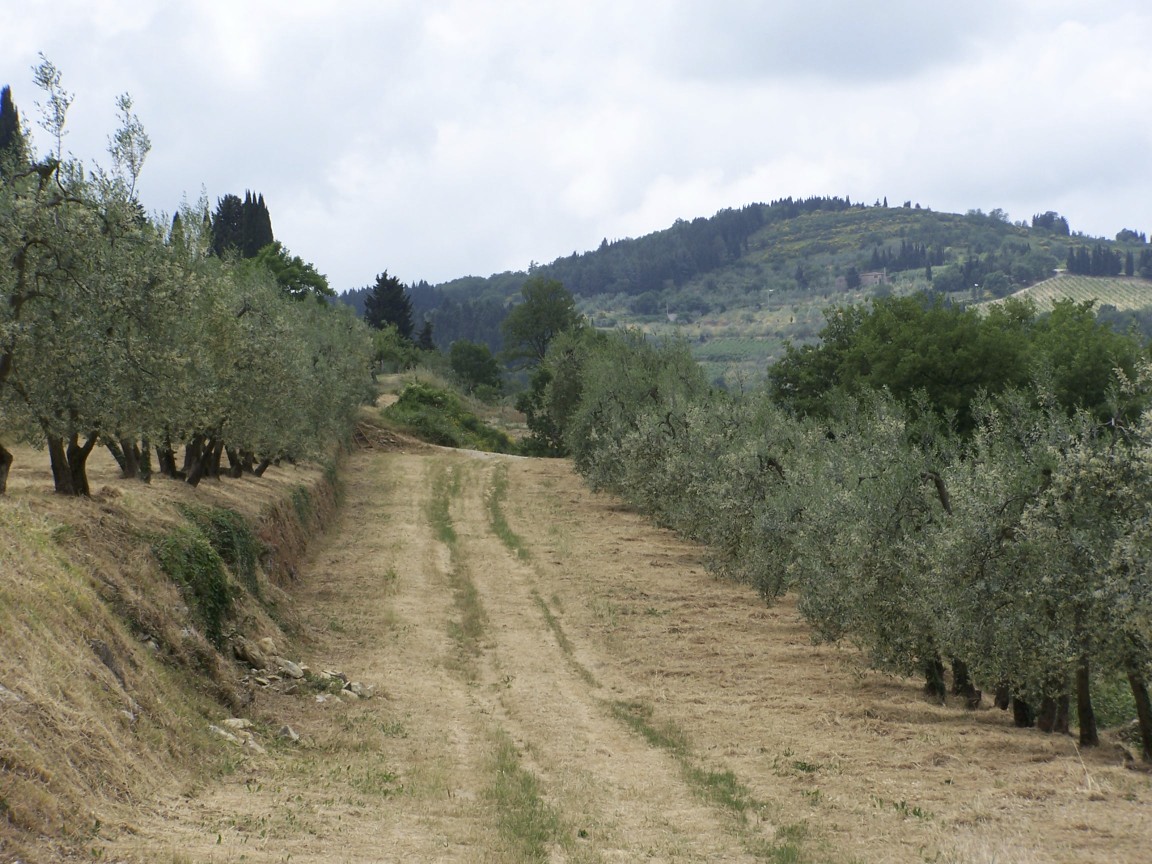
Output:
(534, 310), (1152, 762)
(0, 60), (373, 495)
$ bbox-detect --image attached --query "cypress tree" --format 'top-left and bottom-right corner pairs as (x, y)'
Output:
(0, 85), (27, 172)
(211, 190), (274, 258)
(240, 191), (274, 257)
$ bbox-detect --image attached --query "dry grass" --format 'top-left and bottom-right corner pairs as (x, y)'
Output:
(506, 457), (1152, 864)
(0, 443), (335, 862)
(8, 439), (1150, 863)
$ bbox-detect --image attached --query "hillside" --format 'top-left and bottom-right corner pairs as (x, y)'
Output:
(997, 273), (1152, 311)
(344, 200), (1152, 384)
(0, 444), (339, 863)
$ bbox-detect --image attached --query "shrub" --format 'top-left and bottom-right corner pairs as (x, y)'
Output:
(153, 525), (234, 647)
(179, 505), (263, 596)
(383, 382), (515, 453)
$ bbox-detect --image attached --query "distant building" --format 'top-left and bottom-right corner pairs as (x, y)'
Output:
(834, 269), (889, 291)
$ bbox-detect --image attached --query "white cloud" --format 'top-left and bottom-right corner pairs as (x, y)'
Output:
(3, 1), (1151, 290)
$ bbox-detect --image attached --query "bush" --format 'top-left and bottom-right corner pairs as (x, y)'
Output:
(179, 505), (263, 595)
(153, 525), (234, 647)
(383, 382), (516, 453)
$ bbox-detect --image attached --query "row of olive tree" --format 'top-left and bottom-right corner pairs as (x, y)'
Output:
(531, 318), (1152, 762)
(0, 60), (373, 495)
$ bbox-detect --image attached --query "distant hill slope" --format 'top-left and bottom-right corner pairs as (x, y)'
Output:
(340, 199), (1152, 382)
(1000, 274), (1152, 311)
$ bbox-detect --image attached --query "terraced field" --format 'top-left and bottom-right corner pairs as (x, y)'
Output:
(1001, 275), (1152, 311)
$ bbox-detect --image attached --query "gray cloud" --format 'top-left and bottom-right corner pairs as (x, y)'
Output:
(659, 0), (1018, 83)
(4, 1), (1151, 292)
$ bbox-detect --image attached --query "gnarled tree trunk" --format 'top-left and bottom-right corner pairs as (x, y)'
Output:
(225, 446), (245, 478)
(45, 430), (99, 496)
(0, 443), (12, 494)
(1126, 666), (1152, 762)
(1037, 693), (1069, 735)
(951, 658), (981, 709)
(923, 655), (947, 704)
(1076, 661), (1099, 747)
(206, 439), (225, 479)
(1012, 696), (1035, 728)
(155, 436), (180, 478)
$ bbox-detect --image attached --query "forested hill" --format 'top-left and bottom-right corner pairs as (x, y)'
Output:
(340, 197), (1152, 361)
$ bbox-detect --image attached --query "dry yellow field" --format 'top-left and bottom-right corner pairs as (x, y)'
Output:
(90, 443), (1152, 864)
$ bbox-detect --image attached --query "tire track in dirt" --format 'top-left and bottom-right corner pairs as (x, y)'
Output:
(112, 450), (507, 862)
(108, 444), (1151, 863)
(448, 457), (764, 862)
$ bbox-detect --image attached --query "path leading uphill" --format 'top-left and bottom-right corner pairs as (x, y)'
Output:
(111, 445), (1152, 864)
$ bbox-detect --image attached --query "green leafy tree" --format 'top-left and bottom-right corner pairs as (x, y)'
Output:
(370, 323), (419, 372)
(250, 241), (333, 302)
(514, 329), (604, 456)
(769, 294), (1073, 433)
(363, 271), (414, 340)
(565, 329), (706, 489)
(0, 63), (373, 495)
(501, 276), (582, 365)
(792, 393), (960, 697)
(449, 340), (502, 395)
(1027, 299), (1146, 421)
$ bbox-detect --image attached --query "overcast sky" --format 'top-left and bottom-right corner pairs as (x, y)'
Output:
(8, 1), (1151, 292)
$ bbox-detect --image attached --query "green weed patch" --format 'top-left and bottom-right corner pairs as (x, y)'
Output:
(179, 505), (263, 596)
(383, 382), (516, 453)
(152, 524), (233, 647)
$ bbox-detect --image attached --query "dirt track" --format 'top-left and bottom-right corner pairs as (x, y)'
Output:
(112, 447), (1152, 863)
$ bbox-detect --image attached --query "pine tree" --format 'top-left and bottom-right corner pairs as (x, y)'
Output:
(364, 271), (414, 340)
(210, 193), (244, 257)
(416, 319), (435, 351)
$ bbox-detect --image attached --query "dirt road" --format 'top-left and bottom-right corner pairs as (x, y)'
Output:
(113, 447), (1152, 863)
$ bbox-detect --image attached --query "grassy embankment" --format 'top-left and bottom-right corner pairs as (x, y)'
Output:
(0, 443), (340, 862)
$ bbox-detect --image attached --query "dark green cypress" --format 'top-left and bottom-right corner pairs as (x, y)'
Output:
(240, 190), (274, 257)
(0, 85), (27, 173)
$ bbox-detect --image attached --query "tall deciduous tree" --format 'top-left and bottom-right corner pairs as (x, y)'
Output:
(363, 271), (414, 340)
(449, 340), (501, 395)
(250, 241), (333, 302)
(501, 276), (582, 366)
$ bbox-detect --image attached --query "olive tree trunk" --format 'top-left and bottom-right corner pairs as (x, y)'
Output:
(1076, 661), (1099, 747)
(0, 443), (12, 494)
(46, 431), (99, 496)
(1126, 667), (1152, 762)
